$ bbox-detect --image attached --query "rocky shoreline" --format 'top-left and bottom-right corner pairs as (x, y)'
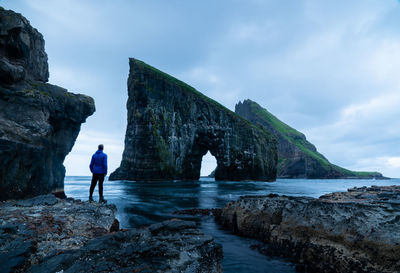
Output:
(216, 185), (400, 273)
(0, 195), (223, 273)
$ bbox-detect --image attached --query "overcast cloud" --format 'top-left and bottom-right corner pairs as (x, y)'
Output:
(2, 0), (400, 177)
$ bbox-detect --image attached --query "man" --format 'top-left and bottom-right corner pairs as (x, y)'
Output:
(89, 144), (108, 203)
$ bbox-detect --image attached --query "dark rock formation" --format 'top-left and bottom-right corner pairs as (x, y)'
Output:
(0, 195), (117, 272)
(0, 7), (48, 84)
(0, 195), (223, 272)
(110, 59), (277, 181)
(216, 185), (400, 273)
(0, 8), (95, 200)
(235, 99), (384, 179)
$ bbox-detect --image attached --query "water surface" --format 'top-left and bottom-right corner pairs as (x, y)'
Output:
(65, 177), (400, 273)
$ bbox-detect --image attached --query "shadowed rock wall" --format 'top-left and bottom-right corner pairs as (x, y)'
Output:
(110, 59), (277, 181)
(0, 8), (95, 200)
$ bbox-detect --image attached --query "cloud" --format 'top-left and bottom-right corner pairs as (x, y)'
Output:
(64, 129), (124, 176)
(2, 0), (400, 177)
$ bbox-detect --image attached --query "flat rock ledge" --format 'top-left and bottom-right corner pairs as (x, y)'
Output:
(0, 195), (222, 273)
(216, 185), (400, 273)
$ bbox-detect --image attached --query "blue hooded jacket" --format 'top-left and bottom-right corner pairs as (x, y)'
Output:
(90, 150), (108, 174)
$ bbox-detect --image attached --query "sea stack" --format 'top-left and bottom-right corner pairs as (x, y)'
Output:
(235, 99), (384, 179)
(0, 7), (95, 200)
(110, 59), (277, 181)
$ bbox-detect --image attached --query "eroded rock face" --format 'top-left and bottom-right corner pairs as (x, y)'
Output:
(216, 185), (400, 273)
(0, 195), (222, 273)
(0, 7), (48, 83)
(0, 8), (95, 200)
(235, 99), (384, 179)
(110, 58), (277, 181)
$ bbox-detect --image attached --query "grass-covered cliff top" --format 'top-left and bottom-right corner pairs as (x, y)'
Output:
(130, 58), (230, 112)
(129, 58), (273, 139)
(243, 99), (383, 178)
(246, 99), (329, 164)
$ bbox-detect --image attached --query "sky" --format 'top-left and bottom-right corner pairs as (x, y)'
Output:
(2, 0), (400, 178)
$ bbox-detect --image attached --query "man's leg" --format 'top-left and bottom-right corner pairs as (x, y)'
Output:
(98, 174), (106, 202)
(89, 174), (98, 200)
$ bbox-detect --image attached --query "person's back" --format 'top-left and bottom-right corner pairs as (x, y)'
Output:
(90, 150), (107, 174)
(89, 144), (108, 202)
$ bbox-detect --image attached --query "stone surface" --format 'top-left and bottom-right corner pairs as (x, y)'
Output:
(0, 195), (222, 273)
(0, 8), (95, 200)
(216, 185), (400, 273)
(0, 195), (117, 272)
(110, 58), (277, 181)
(235, 99), (384, 179)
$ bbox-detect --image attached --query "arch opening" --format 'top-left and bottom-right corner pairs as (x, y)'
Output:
(200, 151), (217, 177)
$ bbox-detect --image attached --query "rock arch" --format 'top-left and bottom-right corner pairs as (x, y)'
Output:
(110, 59), (277, 181)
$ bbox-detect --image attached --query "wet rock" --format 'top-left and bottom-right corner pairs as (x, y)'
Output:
(0, 195), (117, 272)
(216, 186), (400, 273)
(0, 8), (95, 200)
(173, 208), (221, 216)
(0, 196), (223, 272)
(110, 58), (277, 181)
(29, 219), (222, 273)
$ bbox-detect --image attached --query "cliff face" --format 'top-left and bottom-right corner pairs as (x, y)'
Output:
(110, 59), (277, 181)
(235, 99), (383, 179)
(0, 8), (95, 200)
(216, 186), (400, 273)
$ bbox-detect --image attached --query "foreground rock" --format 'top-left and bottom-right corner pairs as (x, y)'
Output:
(110, 58), (277, 181)
(216, 185), (400, 273)
(0, 8), (95, 200)
(0, 195), (222, 273)
(0, 194), (117, 272)
(235, 99), (384, 179)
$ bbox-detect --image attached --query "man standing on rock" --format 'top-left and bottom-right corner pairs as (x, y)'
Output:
(89, 144), (108, 203)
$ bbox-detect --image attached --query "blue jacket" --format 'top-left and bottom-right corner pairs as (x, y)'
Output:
(90, 150), (108, 174)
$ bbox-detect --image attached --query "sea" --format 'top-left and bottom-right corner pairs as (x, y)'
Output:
(64, 177), (400, 273)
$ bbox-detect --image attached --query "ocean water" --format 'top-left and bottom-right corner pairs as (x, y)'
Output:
(64, 177), (400, 273)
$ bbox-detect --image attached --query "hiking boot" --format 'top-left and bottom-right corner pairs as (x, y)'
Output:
(89, 196), (94, 202)
(99, 197), (107, 203)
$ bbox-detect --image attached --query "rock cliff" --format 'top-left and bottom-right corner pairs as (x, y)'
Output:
(110, 59), (277, 181)
(235, 99), (384, 179)
(216, 185), (400, 273)
(0, 7), (95, 200)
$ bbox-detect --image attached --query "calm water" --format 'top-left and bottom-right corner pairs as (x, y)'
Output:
(65, 177), (400, 273)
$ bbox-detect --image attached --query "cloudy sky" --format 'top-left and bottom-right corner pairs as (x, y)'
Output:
(2, 0), (400, 178)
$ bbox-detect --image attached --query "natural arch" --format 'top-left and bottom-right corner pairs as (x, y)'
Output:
(200, 151), (217, 177)
(109, 58), (277, 182)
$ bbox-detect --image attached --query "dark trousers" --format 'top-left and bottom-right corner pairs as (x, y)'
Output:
(90, 173), (105, 198)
